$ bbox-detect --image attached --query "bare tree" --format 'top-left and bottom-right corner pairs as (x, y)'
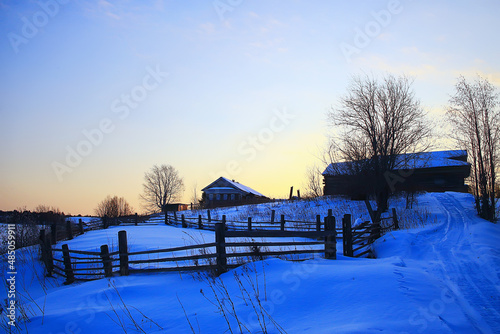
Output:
(34, 204), (64, 228)
(327, 74), (432, 211)
(95, 195), (134, 218)
(447, 75), (499, 221)
(140, 164), (185, 213)
(191, 182), (200, 210)
(304, 165), (323, 198)
(34, 205), (63, 215)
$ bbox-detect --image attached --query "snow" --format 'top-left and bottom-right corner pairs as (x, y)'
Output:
(1, 192), (499, 333)
(220, 176), (266, 197)
(323, 150), (470, 176)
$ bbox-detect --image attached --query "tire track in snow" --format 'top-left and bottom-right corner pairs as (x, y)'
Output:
(432, 193), (500, 334)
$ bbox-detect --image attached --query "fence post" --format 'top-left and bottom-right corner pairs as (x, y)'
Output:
(342, 214), (353, 257)
(248, 217), (252, 231)
(215, 218), (227, 276)
(51, 222), (57, 245)
(39, 230), (48, 273)
(62, 244), (75, 284)
(392, 208), (399, 230)
(173, 211), (178, 223)
(100, 244), (113, 277)
(165, 211), (169, 225)
(39, 229), (53, 274)
(316, 215), (321, 232)
(207, 210), (211, 223)
(280, 214), (285, 231)
(66, 221), (73, 240)
(181, 214), (187, 228)
(118, 230), (129, 276)
(373, 221), (381, 240)
(45, 234), (54, 276)
(327, 209), (333, 232)
(324, 216), (336, 259)
(135, 213), (138, 226)
(39, 229), (46, 244)
(271, 210), (275, 224)
(198, 215), (203, 229)
(78, 219), (84, 235)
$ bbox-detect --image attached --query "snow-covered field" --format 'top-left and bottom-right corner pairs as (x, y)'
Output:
(1, 192), (499, 333)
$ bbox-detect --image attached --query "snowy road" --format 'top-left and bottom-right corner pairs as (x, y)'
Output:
(429, 193), (500, 334)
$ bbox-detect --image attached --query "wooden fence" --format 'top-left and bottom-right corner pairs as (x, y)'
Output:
(38, 208), (398, 284)
(39, 215), (338, 284)
(46, 214), (154, 245)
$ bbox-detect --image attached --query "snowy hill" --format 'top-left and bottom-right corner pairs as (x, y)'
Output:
(1, 192), (499, 333)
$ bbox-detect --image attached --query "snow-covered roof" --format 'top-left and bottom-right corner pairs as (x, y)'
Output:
(323, 150), (469, 176)
(221, 177), (265, 197)
(202, 177), (266, 197)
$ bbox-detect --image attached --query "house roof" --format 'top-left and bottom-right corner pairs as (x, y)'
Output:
(323, 150), (470, 176)
(202, 177), (266, 197)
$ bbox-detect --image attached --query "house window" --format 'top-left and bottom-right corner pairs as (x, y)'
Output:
(216, 194), (220, 200)
(230, 194), (235, 200)
(208, 194), (213, 200)
(223, 194), (227, 200)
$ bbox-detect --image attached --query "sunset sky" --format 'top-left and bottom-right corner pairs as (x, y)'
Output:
(1, 0), (499, 215)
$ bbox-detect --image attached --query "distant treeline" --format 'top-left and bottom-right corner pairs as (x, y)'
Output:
(0, 210), (83, 225)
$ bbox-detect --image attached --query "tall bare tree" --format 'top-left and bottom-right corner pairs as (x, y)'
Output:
(327, 74), (432, 211)
(95, 195), (134, 218)
(304, 165), (324, 198)
(141, 164), (185, 213)
(191, 182), (200, 209)
(447, 75), (499, 221)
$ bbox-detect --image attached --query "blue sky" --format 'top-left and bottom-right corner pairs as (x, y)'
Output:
(1, 0), (499, 214)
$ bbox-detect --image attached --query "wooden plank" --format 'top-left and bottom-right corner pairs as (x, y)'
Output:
(223, 249), (324, 258)
(225, 230), (335, 238)
(129, 265), (215, 274)
(352, 221), (371, 230)
(224, 241), (324, 248)
(70, 259), (106, 265)
(71, 267), (106, 272)
(73, 271), (108, 276)
(128, 252), (216, 264)
(53, 248), (103, 256)
(354, 248), (372, 258)
(352, 243), (369, 253)
(352, 235), (373, 245)
(128, 243), (217, 256)
(52, 264), (65, 272)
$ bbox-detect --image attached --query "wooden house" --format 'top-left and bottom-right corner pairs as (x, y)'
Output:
(322, 150), (471, 197)
(201, 177), (269, 208)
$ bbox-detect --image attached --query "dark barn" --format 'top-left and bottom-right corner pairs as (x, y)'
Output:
(163, 203), (189, 212)
(322, 150), (471, 197)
